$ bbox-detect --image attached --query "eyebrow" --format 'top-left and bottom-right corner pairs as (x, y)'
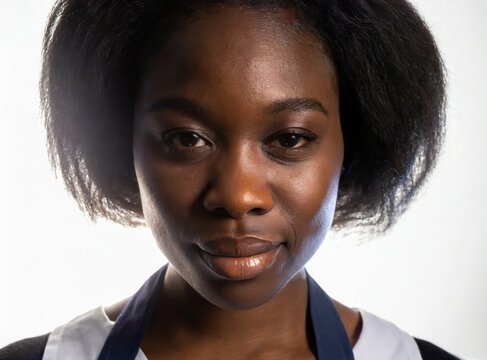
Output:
(147, 96), (329, 119)
(270, 98), (329, 117)
(148, 97), (212, 122)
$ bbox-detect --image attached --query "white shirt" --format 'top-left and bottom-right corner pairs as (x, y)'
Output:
(43, 306), (423, 360)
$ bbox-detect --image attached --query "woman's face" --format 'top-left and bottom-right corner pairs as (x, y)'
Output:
(133, 7), (343, 309)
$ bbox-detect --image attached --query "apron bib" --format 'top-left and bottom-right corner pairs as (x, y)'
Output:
(98, 265), (354, 360)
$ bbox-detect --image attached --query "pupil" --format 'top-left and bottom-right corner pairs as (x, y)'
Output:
(279, 134), (299, 147)
(180, 133), (199, 147)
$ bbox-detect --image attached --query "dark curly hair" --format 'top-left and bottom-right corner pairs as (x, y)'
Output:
(41, 0), (446, 232)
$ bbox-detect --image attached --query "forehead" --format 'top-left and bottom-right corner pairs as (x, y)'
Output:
(136, 6), (338, 119)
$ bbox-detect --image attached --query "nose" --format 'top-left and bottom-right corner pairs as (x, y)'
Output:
(203, 151), (274, 219)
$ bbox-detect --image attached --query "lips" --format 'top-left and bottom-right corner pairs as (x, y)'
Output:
(197, 237), (284, 280)
(201, 237), (281, 257)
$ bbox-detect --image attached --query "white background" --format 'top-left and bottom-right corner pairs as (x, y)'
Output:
(1, 0), (486, 359)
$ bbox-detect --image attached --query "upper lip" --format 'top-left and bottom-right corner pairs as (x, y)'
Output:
(198, 237), (282, 257)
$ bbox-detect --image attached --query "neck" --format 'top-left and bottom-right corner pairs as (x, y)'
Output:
(148, 265), (312, 353)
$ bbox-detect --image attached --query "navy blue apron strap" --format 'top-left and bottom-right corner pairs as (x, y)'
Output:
(307, 271), (355, 360)
(97, 264), (168, 360)
(98, 265), (353, 360)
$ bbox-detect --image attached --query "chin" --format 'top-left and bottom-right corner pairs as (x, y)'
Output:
(201, 277), (287, 310)
(186, 259), (301, 310)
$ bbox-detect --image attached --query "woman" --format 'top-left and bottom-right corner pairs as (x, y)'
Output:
(1, 0), (459, 359)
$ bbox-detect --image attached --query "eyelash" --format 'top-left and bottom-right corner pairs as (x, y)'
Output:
(160, 128), (318, 159)
(162, 129), (210, 150)
(265, 129), (318, 149)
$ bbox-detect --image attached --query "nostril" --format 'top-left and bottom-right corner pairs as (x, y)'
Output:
(211, 206), (232, 217)
(208, 205), (268, 219)
(249, 207), (269, 216)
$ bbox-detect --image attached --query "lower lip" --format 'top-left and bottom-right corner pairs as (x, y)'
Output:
(199, 245), (283, 280)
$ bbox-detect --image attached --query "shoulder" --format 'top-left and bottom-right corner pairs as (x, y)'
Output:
(353, 309), (461, 360)
(42, 306), (114, 359)
(0, 334), (50, 360)
(0, 307), (114, 360)
(353, 309), (423, 359)
(414, 338), (461, 360)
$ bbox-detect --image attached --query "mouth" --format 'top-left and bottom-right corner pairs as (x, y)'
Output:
(197, 237), (284, 280)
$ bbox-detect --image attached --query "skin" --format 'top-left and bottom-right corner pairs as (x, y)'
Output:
(114, 6), (361, 359)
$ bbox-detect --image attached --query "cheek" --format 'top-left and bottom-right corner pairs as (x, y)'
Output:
(133, 138), (206, 247)
(284, 165), (340, 239)
(274, 144), (343, 260)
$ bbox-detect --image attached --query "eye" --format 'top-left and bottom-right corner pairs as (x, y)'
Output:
(159, 129), (213, 161)
(169, 132), (206, 148)
(274, 133), (309, 148)
(267, 130), (317, 149)
(163, 130), (209, 149)
(264, 129), (318, 162)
